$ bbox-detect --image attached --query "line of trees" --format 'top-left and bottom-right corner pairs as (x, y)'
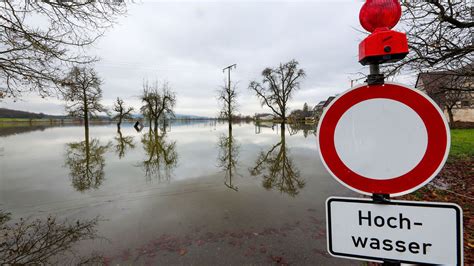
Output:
(59, 64), (178, 137)
(289, 102), (314, 121)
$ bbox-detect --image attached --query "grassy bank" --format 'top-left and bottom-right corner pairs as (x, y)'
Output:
(0, 118), (66, 123)
(0, 118), (65, 127)
(0, 118), (114, 126)
(450, 129), (474, 159)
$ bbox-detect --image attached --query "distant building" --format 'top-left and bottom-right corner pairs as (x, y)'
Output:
(314, 100), (326, 110)
(254, 113), (275, 121)
(313, 96), (336, 119)
(415, 68), (473, 123)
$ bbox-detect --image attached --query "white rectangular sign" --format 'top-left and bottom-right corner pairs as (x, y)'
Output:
(326, 197), (463, 265)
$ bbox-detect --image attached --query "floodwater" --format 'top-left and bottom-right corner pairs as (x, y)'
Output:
(0, 121), (357, 265)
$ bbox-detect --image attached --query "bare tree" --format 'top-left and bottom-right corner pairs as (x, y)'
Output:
(217, 80), (238, 121)
(61, 66), (106, 141)
(249, 60), (305, 121)
(140, 80), (177, 132)
(386, 1), (473, 76)
(113, 97), (134, 130)
(444, 89), (468, 126)
(0, 213), (101, 264)
(419, 72), (473, 125)
(0, 1), (125, 100)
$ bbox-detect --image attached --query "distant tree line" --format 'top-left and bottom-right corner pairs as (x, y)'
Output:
(0, 108), (63, 119)
(288, 102), (315, 121)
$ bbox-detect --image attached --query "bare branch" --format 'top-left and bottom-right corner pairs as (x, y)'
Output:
(384, 0), (473, 76)
(0, 1), (126, 100)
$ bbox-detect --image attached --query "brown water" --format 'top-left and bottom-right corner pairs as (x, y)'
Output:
(0, 121), (357, 265)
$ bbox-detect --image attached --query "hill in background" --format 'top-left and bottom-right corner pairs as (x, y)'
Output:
(0, 108), (67, 119)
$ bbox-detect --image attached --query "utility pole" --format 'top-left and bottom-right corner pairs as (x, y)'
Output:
(223, 64), (237, 96)
(222, 64), (237, 129)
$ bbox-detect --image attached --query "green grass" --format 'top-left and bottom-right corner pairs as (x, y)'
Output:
(0, 118), (67, 127)
(449, 129), (474, 159)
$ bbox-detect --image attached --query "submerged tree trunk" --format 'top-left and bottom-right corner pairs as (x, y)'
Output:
(84, 122), (89, 147)
(117, 117), (122, 131)
(83, 87), (89, 145)
(280, 123), (285, 142)
(147, 114), (152, 133)
(282, 102), (286, 122)
(228, 123), (233, 183)
(154, 118), (159, 133)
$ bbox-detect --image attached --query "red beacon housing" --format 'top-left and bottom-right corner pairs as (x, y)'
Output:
(358, 0), (408, 66)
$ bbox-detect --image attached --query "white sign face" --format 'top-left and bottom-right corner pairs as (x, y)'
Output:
(326, 197), (463, 265)
(334, 98), (428, 180)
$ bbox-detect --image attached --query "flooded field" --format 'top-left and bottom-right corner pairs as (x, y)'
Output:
(0, 121), (357, 264)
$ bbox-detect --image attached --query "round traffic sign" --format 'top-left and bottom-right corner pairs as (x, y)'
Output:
(317, 82), (450, 196)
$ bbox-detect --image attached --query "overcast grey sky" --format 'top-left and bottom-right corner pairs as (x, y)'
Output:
(1, 0), (414, 117)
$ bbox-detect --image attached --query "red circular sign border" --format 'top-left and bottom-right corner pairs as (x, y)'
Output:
(317, 83), (450, 196)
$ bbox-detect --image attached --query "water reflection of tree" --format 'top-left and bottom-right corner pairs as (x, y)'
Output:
(249, 123), (305, 197)
(217, 124), (239, 191)
(65, 138), (110, 192)
(288, 123), (317, 138)
(114, 129), (135, 159)
(140, 129), (178, 182)
(0, 209), (100, 264)
(255, 122), (316, 138)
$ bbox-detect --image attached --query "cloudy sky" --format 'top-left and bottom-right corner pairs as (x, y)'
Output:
(1, 0), (414, 117)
